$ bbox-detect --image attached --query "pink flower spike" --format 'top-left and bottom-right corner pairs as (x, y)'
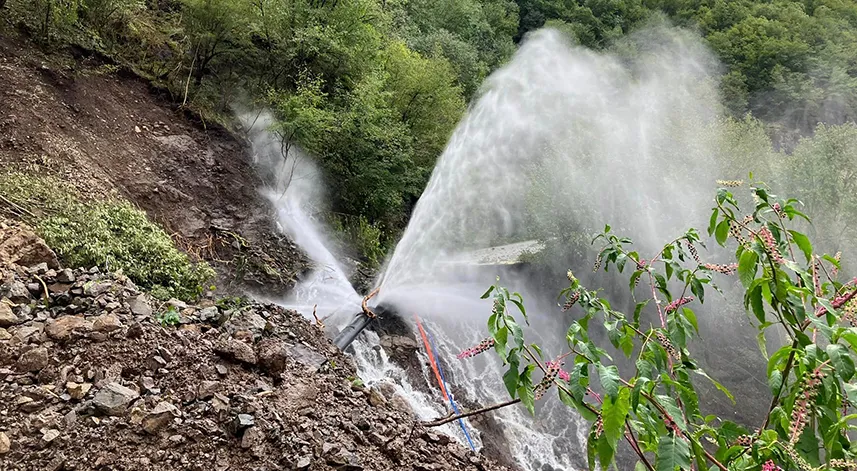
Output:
(664, 296), (693, 314)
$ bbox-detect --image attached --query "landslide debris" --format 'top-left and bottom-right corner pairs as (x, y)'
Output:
(0, 259), (509, 471)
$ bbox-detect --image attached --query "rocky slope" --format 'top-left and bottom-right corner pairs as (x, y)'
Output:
(0, 222), (510, 471)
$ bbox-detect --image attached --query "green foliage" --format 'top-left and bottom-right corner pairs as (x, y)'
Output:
(0, 172), (214, 301)
(471, 185), (857, 470)
(156, 307), (181, 326)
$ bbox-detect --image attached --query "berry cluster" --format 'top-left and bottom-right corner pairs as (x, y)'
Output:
(656, 331), (680, 360)
(703, 263), (738, 275)
(562, 292), (580, 311)
(545, 359), (570, 382)
(758, 226), (785, 264)
(761, 460), (782, 471)
(735, 435), (754, 447)
(593, 253), (603, 272)
(456, 338), (495, 359)
(789, 370), (823, 444)
(685, 241), (700, 263)
(664, 296), (694, 314)
(534, 360), (561, 400)
(729, 220), (748, 245)
(716, 179), (744, 187)
(830, 459), (857, 470)
(593, 415), (603, 439)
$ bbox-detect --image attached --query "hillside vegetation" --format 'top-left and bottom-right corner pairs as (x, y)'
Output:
(3, 0), (857, 252)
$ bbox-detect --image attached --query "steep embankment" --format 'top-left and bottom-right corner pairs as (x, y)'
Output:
(0, 34), (306, 295)
(0, 220), (509, 470)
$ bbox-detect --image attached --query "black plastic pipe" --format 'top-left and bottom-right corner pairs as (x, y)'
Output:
(333, 312), (375, 350)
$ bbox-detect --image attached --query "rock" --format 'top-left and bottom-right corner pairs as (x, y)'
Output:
(240, 426), (264, 449)
(86, 282), (113, 296)
(0, 432), (9, 454)
(224, 309), (268, 337)
(126, 322), (143, 339)
(56, 269), (75, 283)
(229, 414), (254, 437)
(0, 327), (10, 340)
(214, 338), (257, 365)
(1, 281), (29, 304)
(166, 298), (187, 310)
(0, 223), (59, 269)
(93, 382), (140, 416)
(295, 456), (312, 470)
(128, 296), (153, 317)
(368, 387), (388, 407)
(287, 343), (327, 373)
(12, 324), (42, 344)
(257, 338), (289, 375)
(41, 428), (60, 445)
(380, 335), (419, 350)
(198, 306), (225, 325)
(215, 364), (227, 376)
(142, 401), (179, 434)
(45, 316), (92, 341)
(92, 314), (122, 332)
(17, 347), (50, 372)
(197, 380), (220, 399)
(139, 376), (158, 394)
(66, 382), (92, 400)
(0, 301), (19, 327)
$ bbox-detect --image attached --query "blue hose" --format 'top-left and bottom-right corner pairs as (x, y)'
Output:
(426, 326), (476, 451)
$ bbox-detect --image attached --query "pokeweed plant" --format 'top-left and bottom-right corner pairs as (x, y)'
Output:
(459, 184), (857, 471)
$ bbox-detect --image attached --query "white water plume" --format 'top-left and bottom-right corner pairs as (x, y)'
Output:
(374, 27), (742, 470)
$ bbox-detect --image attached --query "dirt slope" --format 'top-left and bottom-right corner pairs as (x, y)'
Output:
(0, 32), (307, 296)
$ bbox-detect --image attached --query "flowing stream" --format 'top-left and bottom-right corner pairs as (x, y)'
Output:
(247, 26), (747, 470)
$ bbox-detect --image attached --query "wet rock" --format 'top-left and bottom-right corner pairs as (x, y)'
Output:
(287, 343), (326, 372)
(142, 401), (179, 434)
(0, 301), (19, 327)
(368, 387), (388, 407)
(128, 296), (152, 317)
(93, 382), (139, 416)
(215, 338), (257, 365)
(45, 316), (92, 341)
(92, 313), (122, 332)
(17, 347), (50, 372)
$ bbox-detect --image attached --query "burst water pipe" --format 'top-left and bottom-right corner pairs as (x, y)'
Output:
(333, 288), (379, 350)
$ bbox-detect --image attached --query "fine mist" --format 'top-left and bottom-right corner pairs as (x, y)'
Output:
(373, 26), (765, 470)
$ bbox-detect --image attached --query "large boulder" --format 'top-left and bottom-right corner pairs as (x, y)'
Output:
(45, 316), (92, 341)
(0, 222), (59, 269)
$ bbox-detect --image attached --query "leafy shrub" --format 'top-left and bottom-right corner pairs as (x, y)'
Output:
(0, 172), (214, 301)
(461, 183), (857, 470)
(332, 215), (386, 268)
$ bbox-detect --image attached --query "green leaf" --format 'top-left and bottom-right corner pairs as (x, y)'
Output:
(601, 387), (631, 452)
(518, 364), (535, 415)
(788, 230), (813, 263)
(559, 386), (598, 421)
(738, 250), (758, 287)
(503, 358), (519, 399)
(827, 343), (855, 382)
(656, 434), (691, 471)
(690, 278), (704, 304)
(708, 208), (719, 237)
(692, 369), (734, 403)
(480, 285), (495, 299)
(715, 219), (729, 246)
(757, 331), (768, 359)
(749, 285), (765, 324)
(597, 433), (616, 469)
(597, 364), (621, 401)
(494, 326), (508, 361)
(682, 308), (699, 334)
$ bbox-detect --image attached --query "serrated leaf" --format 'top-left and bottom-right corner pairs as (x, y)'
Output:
(597, 364), (620, 401)
(738, 250), (758, 287)
(656, 434), (690, 471)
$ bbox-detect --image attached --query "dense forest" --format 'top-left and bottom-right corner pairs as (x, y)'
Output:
(4, 0), (857, 258)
